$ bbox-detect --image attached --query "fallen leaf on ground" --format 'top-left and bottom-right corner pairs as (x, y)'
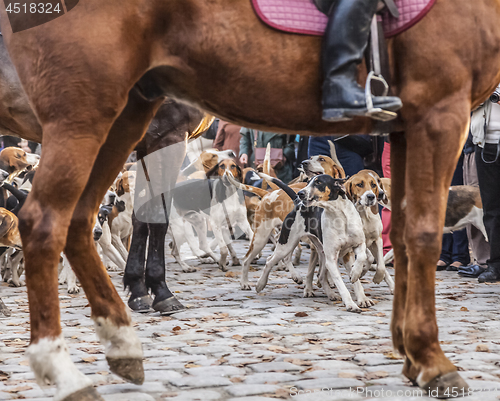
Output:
(476, 344), (489, 352)
(184, 363), (202, 368)
(295, 312), (308, 317)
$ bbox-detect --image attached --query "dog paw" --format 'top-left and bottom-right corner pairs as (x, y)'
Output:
(240, 282), (252, 291)
(373, 270), (385, 284)
(219, 263), (228, 272)
(357, 298), (374, 308)
(182, 266), (197, 273)
(345, 303), (362, 313)
(291, 274), (303, 285)
(8, 278), (24, 287)
(68, 286), (80, 294)
(231, 258), (241, 267)
(327, 294), (341, 301)
(255, 278), (268, 293)
(303, 289), (315, 298)
(198, 257), (212, 264)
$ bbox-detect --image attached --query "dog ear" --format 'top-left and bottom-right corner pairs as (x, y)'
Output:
(205, 162), (221, 178)
(116, 179), (124, 197)
(235, 165), (243, 182)
(0, 210), (14, 239)
(345, 179), (354, 202)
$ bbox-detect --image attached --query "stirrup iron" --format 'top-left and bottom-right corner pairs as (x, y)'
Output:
(364, 71), (398, 122)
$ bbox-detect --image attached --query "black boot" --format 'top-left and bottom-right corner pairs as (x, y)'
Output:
(321, 0), (402, 122)
(478, 265), (500, 283)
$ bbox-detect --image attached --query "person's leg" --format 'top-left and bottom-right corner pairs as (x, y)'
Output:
(308, 136), (333, 158)
(321, 0), (401, 121)
(334, 143), (364, 176)
(438, 234), (453, 269)
(475, 144), (500, 282)
(463, 152), (490, 267)
(449, 229), (470, 269)
(381, 142), (392, 254)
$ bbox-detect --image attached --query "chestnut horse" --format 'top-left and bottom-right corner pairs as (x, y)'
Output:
(1, 0), (500, 398)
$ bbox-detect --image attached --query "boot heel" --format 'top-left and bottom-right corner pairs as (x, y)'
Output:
(322, 109), (352, 122)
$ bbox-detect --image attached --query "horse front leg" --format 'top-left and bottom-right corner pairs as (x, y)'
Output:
(20, 125), (110, 401)
(388, 133), (417, 381)
(64, 89), (164, 390)
(401, 100), (470, 395)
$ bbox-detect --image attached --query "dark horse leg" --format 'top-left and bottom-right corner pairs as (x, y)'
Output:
(123, 212), (152, 311)
(146, 222), (185, 314)
(124, 216), (185, 314)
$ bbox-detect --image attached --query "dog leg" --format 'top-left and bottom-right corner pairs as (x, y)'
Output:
(0, 297), (11, 317)
(9, 250), (24, 287)
(343, 254), (374, 308)
(241, 228), (271, 290)
(285, 253), (303, 284)
(293, 243), (302, 266)
(170, 236), (196, 273)
(372, 238), (386, 284)
(111, 234), (129, 262)
(256, 242), (297, 293)
(211, 223), (229, 271)
(185, 214), (219, 264)
(61, 254), (79, 294)
(304, 248), (318, 298)
(349, 242), (369, 283)
(324, 253), (360, 313)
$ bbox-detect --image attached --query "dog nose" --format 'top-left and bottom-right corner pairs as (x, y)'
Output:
(298, 191), (306, 200)
(93, 228), (102, 241)
(378, 190), (385, 201)
(366, 193), (376, 201)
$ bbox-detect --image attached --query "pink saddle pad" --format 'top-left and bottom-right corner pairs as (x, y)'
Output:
(252, 0), (436, 38)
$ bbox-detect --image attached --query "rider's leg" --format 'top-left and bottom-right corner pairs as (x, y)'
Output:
(321, 0), (402, 121)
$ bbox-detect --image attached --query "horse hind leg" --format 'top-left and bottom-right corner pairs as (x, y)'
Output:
(124, 212), (152, 312)
(145, 222), (186, 314)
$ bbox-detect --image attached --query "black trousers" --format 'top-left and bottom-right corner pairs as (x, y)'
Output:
(475, 144), (500, 269)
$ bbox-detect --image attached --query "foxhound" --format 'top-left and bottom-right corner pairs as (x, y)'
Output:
(229, 154), (345, 290)
(255, 174), (372, 312)
(345, 170), (394, 292)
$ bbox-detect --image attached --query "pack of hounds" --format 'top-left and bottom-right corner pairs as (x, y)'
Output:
(0, 140), (487, 316)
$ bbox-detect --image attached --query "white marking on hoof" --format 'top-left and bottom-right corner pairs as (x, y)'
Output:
(27, 335), (92, 401)
(93, 315), (143, 360)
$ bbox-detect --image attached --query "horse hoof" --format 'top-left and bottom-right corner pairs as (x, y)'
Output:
(423, 371), (470, 398)
(152, 296), (186, 315)
(107, 357), (144, 385)
(62, 385), (104, 401)
(128, 295), (153, 313)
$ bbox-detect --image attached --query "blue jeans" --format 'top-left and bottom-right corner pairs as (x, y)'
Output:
(440, 154), (470, 266)
(308, 136), (365, 177)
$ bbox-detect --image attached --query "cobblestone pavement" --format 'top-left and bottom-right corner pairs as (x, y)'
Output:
(2, 240), (500, 401)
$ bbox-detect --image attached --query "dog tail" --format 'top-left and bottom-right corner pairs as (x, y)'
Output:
(225, 171), (269, 198)
(259, 173), (298, 202)
(262, 144), (281, 191)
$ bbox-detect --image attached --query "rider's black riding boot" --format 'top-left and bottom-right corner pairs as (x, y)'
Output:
(321, 0), (402, 122)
